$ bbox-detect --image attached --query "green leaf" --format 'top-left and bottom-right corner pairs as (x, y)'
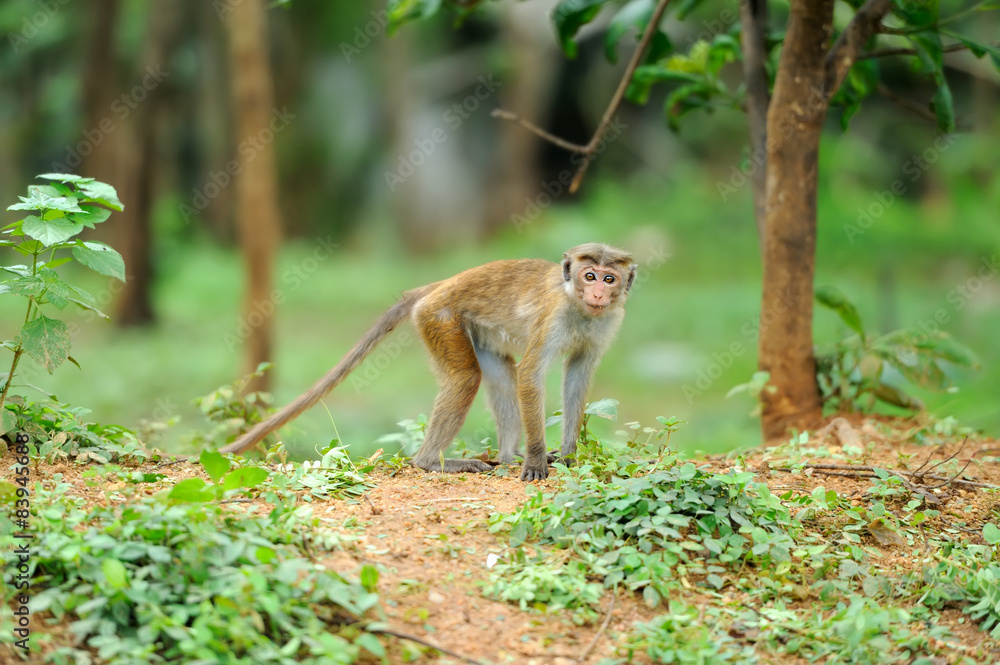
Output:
(101, 558), (129, 590)
(21, 315), (71, 373)
(386, 0), (443, 35)
(552, 0), (608, 59)
(7, 187), (86, 214)
(914, 331), (979, 368)
(71, 204), (113, 228)
(200, 449), (231, 484)
(21, 215), (85, 246)
(984, 522), (1000, 545)
(167, 477), (215, 503)
(931, 79), (955, 133)
(605, 0), (654, 64)
(815, 286), (865, 336)
(907, 30), (943, 75)
(585, 398), (619, 420)
(221, 466), (269, 492)
(75, 180), (123, 211)
(356, 633), (386, 658)
(0, 409), (17, 436)
(360, 564), (380, 592)
(72, 241), (126, 281)
(38, 173), (94, 184)
(664, 82), (712, 131)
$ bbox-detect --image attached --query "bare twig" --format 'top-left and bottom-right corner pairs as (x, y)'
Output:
(919, 436), (968, 477)
(489, 109), (588, 153)
(367, 625), (487, 665)
(492, 0), (672, 194)
(858, 42), (982, 60)
(414, 496), (487, 505)
(875, 82), (941, 124)
(772, 462), (999, 489)
(578, 587), (617, 663)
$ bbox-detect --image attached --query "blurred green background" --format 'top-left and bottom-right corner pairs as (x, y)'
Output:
(0, 1), (997, 457)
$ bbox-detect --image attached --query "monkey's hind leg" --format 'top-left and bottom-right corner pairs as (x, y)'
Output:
(473, 344), (522, 464)
(410, 313), (493, 474)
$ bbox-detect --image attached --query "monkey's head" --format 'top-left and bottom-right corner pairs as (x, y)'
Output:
(562, 243), (636, 316)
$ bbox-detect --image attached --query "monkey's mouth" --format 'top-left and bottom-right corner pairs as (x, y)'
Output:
(584, 302), (607, 314)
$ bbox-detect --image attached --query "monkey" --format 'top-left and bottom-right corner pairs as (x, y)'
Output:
(220, 243), (636, 481)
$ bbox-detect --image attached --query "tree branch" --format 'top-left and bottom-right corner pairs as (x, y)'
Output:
(739, 0), (770, 247)
(493, 0), (673, 194)
(824, 0), (894, 97)
(875, 82), (940, 125)
(858, 41), (981, 60)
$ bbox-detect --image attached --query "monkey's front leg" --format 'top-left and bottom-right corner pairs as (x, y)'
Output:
(560, 352), (599, 463)
(517, 363), (550, 482)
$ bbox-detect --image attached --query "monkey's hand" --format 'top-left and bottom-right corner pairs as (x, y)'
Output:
(519, 458), (549, 482)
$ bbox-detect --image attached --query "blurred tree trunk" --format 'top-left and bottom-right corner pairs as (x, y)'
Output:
(483, 3), (558, 235)
(114, 1), (182, 326)
(226, 0), (282, 393)
(757, 0), (832, 440)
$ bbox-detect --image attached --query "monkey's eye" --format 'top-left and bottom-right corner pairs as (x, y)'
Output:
(604, 275), (615, 284)
(584, 272), (597, 281)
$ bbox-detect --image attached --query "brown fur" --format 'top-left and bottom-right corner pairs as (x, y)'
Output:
(220, 243), (636, 482)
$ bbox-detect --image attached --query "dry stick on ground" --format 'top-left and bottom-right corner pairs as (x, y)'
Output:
(578, 587), (618, 663)
(366, 626), (487, 665)
(918, 436), (968, 476)
(771, 463), (999, 489)
(492, 0), (672, 194)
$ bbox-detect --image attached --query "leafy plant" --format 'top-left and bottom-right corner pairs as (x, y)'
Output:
(0, 174), (124, 435)
(483, 550), (603, 623)
(0, 484), (381, 664)
(266, 442), (373, 501)
(814, 285), (978, 414)
(167, 448), (270, 503)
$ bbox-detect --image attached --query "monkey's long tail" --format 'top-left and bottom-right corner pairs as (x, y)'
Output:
(219, 286), (431, 455)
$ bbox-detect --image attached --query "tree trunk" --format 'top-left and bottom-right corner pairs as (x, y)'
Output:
(758, 0), (833, 440)
(226, 0), (281, 393)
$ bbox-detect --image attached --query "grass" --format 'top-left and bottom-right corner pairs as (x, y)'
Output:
(0, 141), (997, 459)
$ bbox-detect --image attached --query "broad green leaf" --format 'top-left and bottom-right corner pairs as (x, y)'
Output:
(815, 286), (865, 336)
(72, 241), (126, 281)
(167, 477), (215, 503)
(355, 633), (386, 658)
(7, 187), (86, 214)
(199, 448), (231, 484)
(947, 32), (1000, 72)
(0, 409), (17, 436)
(221, 466), (269, 492)
(984, 522), (1000, 545)
(39, 173), (94, 184)
(552, 0), (607, 59)
(71, 204), (113, 228)
(931, 78), (955, 133)
(664, 82), (712, 131)
(585, 398), (618, 420)
(914, 331), (979, 368)
(21, 315), (71, 373)
(21, 215), (85, 246)
(605, 0), (654, 64)
(360, 564), (380, 592)
(907, 30), (943, 75)
(101, 559), (129, 590)
(872, 382), (923, 410)
(706, 34), (739, 77)
(76, 180), (123, 211)
(386, 0), (443, 35)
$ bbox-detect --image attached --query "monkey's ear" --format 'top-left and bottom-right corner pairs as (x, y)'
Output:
(625, 264), (637, 293)
(562, 254), (572, 282)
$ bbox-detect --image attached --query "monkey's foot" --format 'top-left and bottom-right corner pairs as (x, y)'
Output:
(411, 457), (495, 474)
(519, 459), (549, 482)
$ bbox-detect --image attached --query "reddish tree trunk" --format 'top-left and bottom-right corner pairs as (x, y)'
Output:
(226, 0), (281, 393)
(758, 0), (834, 440)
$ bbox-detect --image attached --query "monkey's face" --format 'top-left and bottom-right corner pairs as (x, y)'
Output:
(574, 264), (627, 315)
